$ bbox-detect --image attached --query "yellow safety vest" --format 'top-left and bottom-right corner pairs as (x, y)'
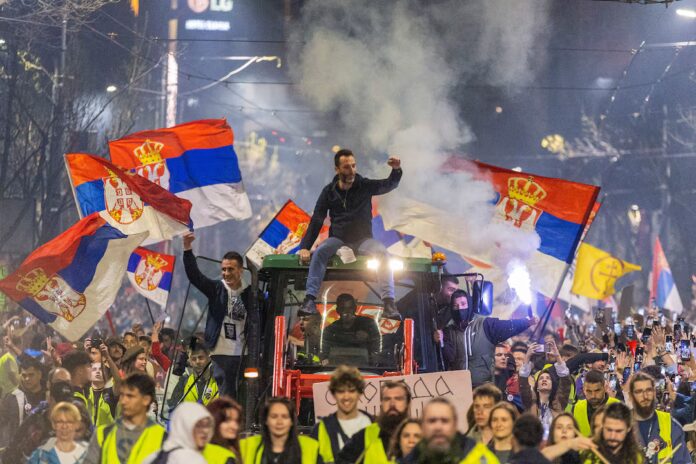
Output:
(73, 390), (89, 410)
(96, 421), (166, 464)
(240, 434), (320, 464)
(653, 410), (673, 463)
(363, 423), (388, 464)
(573, 397), (620, 437)
(316, 420), (335, 464)
(203, 443), (237, 463)
(183, 373), (219, 405)
(459, 443), (501, 464)
(88, 388), (115, 428)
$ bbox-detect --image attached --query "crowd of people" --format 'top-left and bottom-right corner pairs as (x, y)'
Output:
(2, 299), (696, 464)
(2, 148), (696, 464)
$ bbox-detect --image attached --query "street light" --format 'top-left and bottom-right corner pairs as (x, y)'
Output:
(106, 85), (117, 93)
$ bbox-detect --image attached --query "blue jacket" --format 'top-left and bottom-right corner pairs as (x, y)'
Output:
(183, 250), (253, 351)
(28, 438), (87, 464)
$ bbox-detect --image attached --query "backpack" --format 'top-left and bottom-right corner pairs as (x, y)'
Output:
(150, 447), (181, 464)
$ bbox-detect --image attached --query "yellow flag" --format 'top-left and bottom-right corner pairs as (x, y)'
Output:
(571, 243), (641, 300)
(130, 0), (139, 16)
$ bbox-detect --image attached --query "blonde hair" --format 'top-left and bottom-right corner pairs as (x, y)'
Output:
(51, 401), (81, 423)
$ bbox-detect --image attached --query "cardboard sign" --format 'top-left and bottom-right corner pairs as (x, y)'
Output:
(312, 370), (473, 431)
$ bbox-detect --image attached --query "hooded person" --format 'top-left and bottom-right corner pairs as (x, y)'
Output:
(142, 402), (214, 464)
(442, 289), (538, 387)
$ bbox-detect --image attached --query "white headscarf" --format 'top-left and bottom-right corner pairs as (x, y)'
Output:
(142, 402), (213, 464)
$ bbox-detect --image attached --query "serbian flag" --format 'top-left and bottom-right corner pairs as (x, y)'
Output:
(650, 237), (684, 314)
(126, 247), (175, 308)
(380, 159), (600, 298)
(65, 153), (192, 240)
(246, 200), (328, 268)
(108, 119), (252, 229)
(0, 214), (147, 341)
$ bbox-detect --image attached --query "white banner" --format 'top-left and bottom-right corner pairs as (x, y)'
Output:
(312, 370), (473, 431)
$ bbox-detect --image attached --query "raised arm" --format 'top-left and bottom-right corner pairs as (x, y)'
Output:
(182, 232), (218, 297)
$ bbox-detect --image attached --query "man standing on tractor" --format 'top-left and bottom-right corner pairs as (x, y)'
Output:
(297, 148), (403, 320)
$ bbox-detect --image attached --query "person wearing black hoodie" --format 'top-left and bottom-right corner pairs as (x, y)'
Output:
(297, 148), (403, 320)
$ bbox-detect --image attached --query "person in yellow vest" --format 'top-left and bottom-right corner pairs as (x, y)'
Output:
(629, 372), (690, 464)
(169, 341), (219, 407)
(142, 402), (214, 464)
(572, 369), (619, 437)
(82, 373), (166, 464)
(337, 380), (411, 463)
(204, 396), (243, 463)
(579, 402), (644, 464)
(311, 365), (372, 463)
(401, 397), (499, 464)
(240, 397), (321, 464)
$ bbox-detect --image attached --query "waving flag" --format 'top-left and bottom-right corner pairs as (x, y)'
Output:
(65, 153), (192, 239)
(108, 119), (252, 229)
(571, 243), (641, 300)
(0, 214), (147, 341)
(127, 247), (175, 308)
(650, 237), (684, 314)
(380, 159), (600, 298)
(246, 200), (328, 268)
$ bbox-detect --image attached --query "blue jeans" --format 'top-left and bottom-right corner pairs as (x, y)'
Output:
(211, 354), (241, 399)
(306, 237), (394, 300)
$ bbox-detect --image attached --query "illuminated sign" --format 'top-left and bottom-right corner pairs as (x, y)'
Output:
(184, 19), (231, 31)
(187, 0), (233, 13)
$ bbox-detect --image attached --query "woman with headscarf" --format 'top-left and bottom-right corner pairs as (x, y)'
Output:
(142, 402), (214, 464)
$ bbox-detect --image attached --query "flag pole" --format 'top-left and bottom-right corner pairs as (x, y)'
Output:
(144, 296), (156, 325)
(534, 194), (603, 340)
(63, 154), (83, 220)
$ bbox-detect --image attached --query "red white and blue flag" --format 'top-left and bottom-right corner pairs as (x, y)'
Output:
(0, 214), (147, 341)
(379, 159), (600, 299)
(246, 200), (328, 268)
(650, 237), (684, 314)
(126, 247), (175, 308)
(65, 153), (193, 239)
(108, 119), (251, 229)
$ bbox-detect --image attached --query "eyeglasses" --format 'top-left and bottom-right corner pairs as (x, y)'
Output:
(52, 420), (76, 427)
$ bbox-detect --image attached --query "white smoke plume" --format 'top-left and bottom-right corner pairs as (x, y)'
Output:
(289, 0), (550, 268)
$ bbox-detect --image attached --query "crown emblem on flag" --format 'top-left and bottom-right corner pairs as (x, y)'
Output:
(507, 177), (547, 207)
(16, 268), (50, 295)
(145, 253), (168, 270)
(133, 139), (164, 165)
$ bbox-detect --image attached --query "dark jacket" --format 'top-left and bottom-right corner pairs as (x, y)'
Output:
(299, 169), (402, 250)
(509, 447), (553, 464)
(183, 250), (253, 351)
(401, 433), (478, 464)
(442, 315), (532, 386)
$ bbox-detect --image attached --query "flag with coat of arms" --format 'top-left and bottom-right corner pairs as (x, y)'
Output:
(127, 247), (175, 308)
(246, 200), (328, 268)
(108, 119), (251, 230)
(0, 158), (192, 340)
(379, 159), (600, 301)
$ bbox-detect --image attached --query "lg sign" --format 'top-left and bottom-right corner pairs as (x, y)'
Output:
(187, 0), (233, 13)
